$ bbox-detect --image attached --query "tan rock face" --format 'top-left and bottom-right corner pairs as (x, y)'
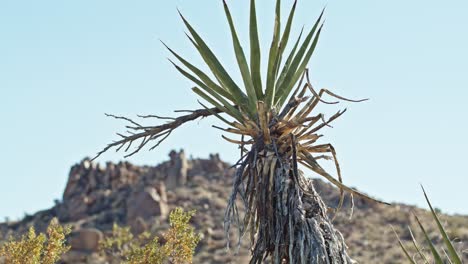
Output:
(58, 158), (147, 223)
(70, 228), (103, 252)
(65, 197), (89, 221)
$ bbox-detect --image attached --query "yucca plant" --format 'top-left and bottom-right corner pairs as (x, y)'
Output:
(393, 187), (463, 264)
(95, 1), (388, 262)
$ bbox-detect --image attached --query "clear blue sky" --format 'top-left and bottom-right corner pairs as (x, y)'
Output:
(0, 0), (467, 220)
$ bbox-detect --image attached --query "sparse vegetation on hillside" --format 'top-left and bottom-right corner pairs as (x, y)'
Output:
(0, 157), (466, 263)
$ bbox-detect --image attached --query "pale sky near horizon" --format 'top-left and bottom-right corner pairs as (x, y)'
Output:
(0, 0), (467, 220)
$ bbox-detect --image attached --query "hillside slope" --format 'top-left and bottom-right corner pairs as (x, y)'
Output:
(1, 150), (467, 263)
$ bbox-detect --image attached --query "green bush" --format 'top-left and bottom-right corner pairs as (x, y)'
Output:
(0, 218), (71, 264)
(100, 208), (201, 264)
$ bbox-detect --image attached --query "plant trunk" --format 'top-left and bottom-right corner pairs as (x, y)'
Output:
(225, 148), (353, 264)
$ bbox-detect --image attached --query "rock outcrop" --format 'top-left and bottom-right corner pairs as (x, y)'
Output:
(165, 149), (189, 189)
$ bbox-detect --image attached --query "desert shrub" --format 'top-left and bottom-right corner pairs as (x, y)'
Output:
(0, 218), (71, 264)
(100, 208), (201, 264)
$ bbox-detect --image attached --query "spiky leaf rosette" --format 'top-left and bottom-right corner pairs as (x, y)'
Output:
(168, 0), (386, 202)
(95, 0), (389, 263)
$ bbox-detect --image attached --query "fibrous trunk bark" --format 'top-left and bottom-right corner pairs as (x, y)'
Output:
(225, 147), (353, 264)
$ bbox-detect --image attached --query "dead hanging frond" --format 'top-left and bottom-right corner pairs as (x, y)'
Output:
(92, 107), (222, 160)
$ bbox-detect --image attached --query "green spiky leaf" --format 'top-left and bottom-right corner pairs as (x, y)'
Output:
(273, 27), (304, 107)
(191, 87), (244, 124)
(414, 213), (444, 264)
(392, 227), (417, 264)
(422, 187), (462, 264)
(178, 11), (251, 115)
(249, 0), (263, 98)
(408, 227), (430, 263)
(277, 24), (323, 107)
(274, 9), (324, 107)
(170, 60), (244, 122)
(198, 101), (232, 125)
(223, 1), (258, 113)
(264, 0), (282, 107)
(162, 42), (234, 102)
(274, 0), (297, 80)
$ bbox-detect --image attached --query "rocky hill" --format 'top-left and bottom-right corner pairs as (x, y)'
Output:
(1, 150), (467, 263)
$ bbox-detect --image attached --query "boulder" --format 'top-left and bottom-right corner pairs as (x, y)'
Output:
(70, 228), (103, 252)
